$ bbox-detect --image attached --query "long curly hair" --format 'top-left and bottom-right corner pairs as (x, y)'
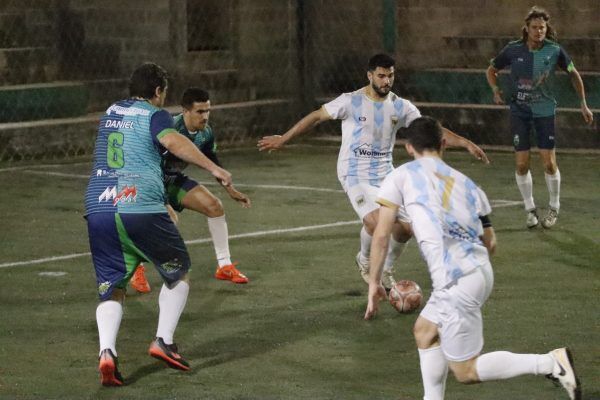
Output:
(521, 6), (557, 42)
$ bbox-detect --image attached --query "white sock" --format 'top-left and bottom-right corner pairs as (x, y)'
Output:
(96, 300), (123, 356)
(475, 351), (555, 381)
(359, 226), (372, 264)
(207, 215), (232, 267)
(156, 281), (189, 344)
(418, 346), (448, 400)
(515, 171), (535, 211)
(544, 170), (561, 211)
(383, 237), (406, 272)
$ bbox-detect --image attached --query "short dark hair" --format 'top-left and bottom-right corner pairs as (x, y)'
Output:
(368, 53), (395, 71)
(405, 116), (443, 153)
(181, 87), (210, 108)
(128, 62), (168, 99)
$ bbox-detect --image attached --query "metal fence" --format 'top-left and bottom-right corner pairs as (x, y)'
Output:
(0, 0), (598, 162)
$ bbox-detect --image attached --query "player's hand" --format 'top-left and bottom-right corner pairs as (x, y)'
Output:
(212, 167), (232, 187)
(581, 105), (594, 125)
(467, 142), (490, 164)
(257, 135), (285, 152)
(226, 187), (251, 208)
(492, 90), (504, 105)
(364, 282), (387, 320)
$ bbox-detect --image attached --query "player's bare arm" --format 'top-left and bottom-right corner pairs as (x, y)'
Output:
(568, 67), (594, 125)
(442, 127), (490, 164)
(160, 130), (232, 186)
(222, 183), (251, 208)
(257, 107), (332, 151)
(486, 65), (504, 105)
(364, 204), (396, 320)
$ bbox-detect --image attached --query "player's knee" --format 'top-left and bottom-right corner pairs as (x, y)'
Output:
(363, 212), (378, 233)
(542, 161), (557, 174)
(204, 198), (224, 218)
(451, 367), (479, 384)
(413, 319), (437, 349)
(515, 163), (529, 175)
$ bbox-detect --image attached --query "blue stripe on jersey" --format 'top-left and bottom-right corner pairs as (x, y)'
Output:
(369, 102), (385, 186)
(407, 161), (430, 206)
(393, 99), (405, 124)
(464, 178), (480, 236)
(348, 94), (363, 187)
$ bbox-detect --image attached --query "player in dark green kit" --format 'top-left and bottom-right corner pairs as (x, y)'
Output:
(130, 88), (251, 293)
(85, 63), (233, 386)
(486, 6), (593, 229)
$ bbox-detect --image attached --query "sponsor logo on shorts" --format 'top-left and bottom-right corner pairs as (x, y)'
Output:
(353, 143), (390, 159)
(161, 259), (183, 273)
(356, 195), (365, 207)
(358, 116), (367, 122)
(98, 186), (138, 205)
(98, 281), (111, 296)
(513, 134), (520, 147)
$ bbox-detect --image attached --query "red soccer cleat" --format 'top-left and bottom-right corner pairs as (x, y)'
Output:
(98, 349), (124, 386)
(214, 263), (249, 284)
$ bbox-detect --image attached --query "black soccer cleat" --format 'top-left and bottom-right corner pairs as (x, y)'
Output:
(98, 348), (124, 386)
(148, 337), (190, 371)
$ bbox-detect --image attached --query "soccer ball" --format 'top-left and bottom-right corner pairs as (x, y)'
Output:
(389, 280), (423, 313)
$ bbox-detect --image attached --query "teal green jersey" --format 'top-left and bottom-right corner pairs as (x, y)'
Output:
(163, 114), (220, 174)
(491, 39), (574, 117)
(85, 99), (176, 215)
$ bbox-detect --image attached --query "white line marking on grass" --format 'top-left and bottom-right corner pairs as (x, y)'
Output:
(186, 220), (360, 244)
(0, 162), (90, 173)
(9, 170), (528, 201)
(16, 169), (346, 192)
(0, 199), (520, 269)
(0, 220), (360, 269)
(0, 166), (523, 268)
(21, 170), (89, 178)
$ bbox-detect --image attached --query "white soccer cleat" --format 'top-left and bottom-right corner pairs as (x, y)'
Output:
(355, 252), (370, 284)
(526, 209), (539, 228)
(541, 208), (559, 229)
(381, 269), (396, 291)
(547, 348), (581, 400)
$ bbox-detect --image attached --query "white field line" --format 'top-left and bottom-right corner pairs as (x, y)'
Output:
(0, 200), (520, 269)
(16, 169), (346, 192)
(0, 168), (521, 268)
(0, 220), (360, 269)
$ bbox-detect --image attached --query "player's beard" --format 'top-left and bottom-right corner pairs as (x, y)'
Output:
(372, 82), (391, 98)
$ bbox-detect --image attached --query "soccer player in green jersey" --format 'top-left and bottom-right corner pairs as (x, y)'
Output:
(85, 63), (233, 385)
(486, 6), (593, 229)
(131, 88), (251, 292)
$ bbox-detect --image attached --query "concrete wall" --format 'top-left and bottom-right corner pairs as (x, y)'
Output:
(396, 0), (600, 69)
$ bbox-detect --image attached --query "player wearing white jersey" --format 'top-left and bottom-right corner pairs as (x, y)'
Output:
(364, 116), (580, 400)
(258, 54), (489, 290)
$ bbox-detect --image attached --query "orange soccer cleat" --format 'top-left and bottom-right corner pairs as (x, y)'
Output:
(214, 263), (249, 284)
(98, 349), (124, 386)
(130, 264), (151, 293)
(149, 337), (190, 371)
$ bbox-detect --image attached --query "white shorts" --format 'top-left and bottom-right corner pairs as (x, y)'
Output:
(420, 262), (494, 362)
(340, 178), (410, 222)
